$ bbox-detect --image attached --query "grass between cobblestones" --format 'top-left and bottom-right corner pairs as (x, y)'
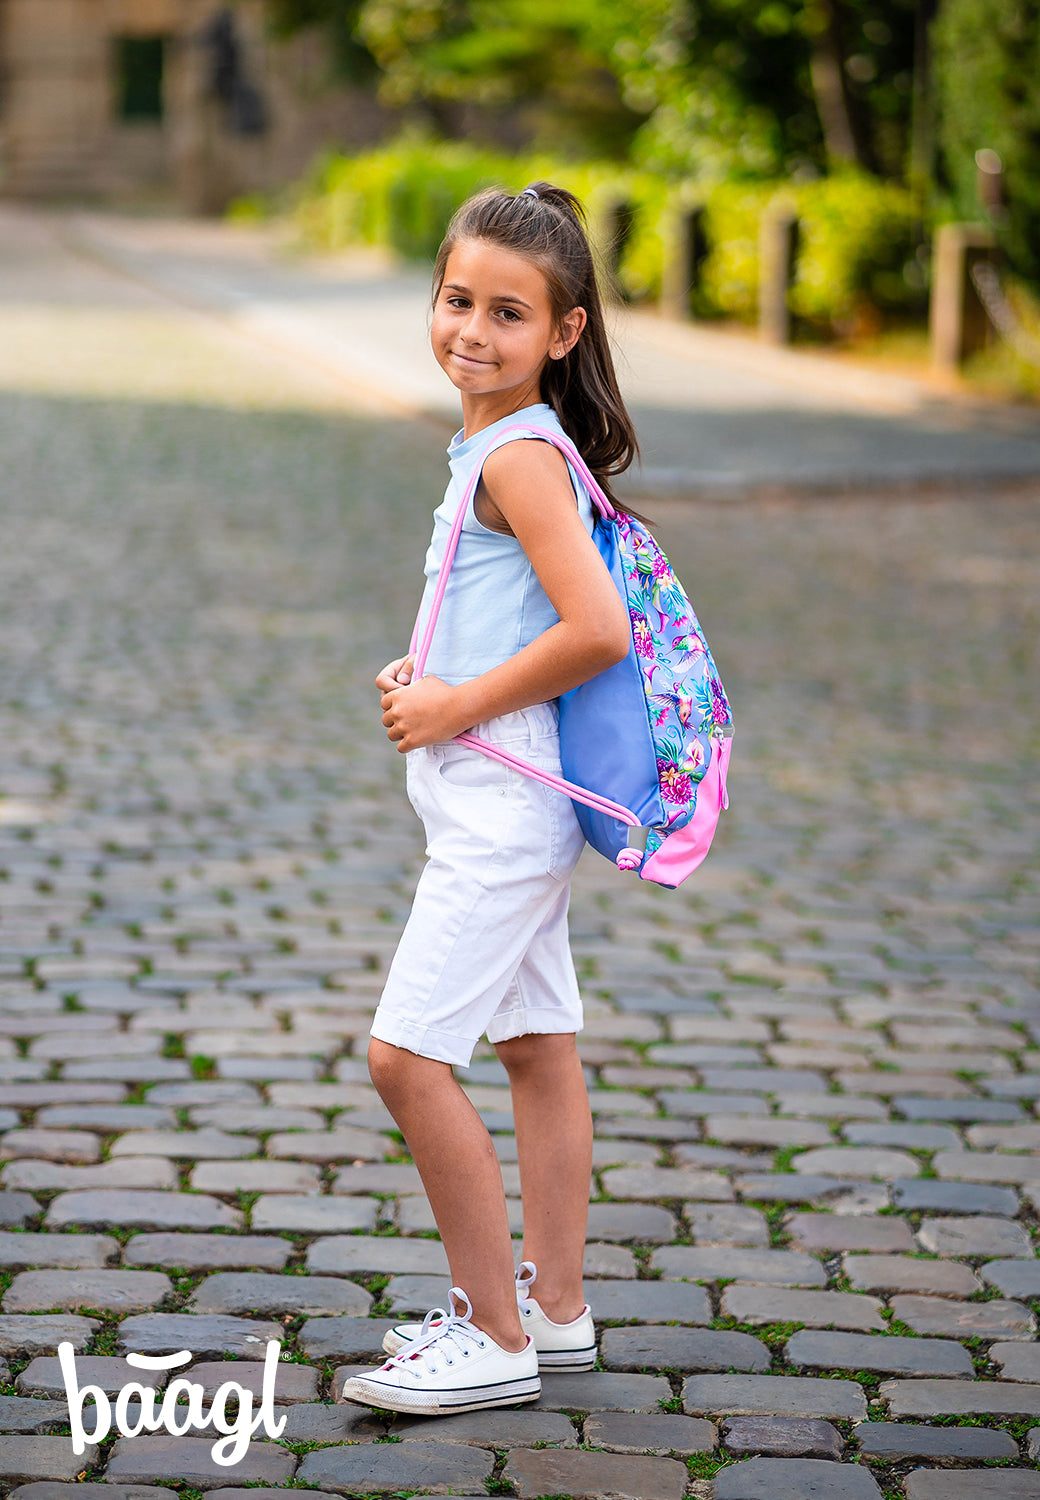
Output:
(686, 1450), (736, 1480)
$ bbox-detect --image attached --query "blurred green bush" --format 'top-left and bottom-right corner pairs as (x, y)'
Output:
(294, 138), (925, 335)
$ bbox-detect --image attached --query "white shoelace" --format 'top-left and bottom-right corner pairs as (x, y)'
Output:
(398, 1262), (539, 1335)
(384, 1287), (490, 1377)
(415, 1303), (450, 1338)
(515, 1259), (538, 1317)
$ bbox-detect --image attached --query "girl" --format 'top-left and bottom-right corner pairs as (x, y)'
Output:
(342, 182), (638, 1416)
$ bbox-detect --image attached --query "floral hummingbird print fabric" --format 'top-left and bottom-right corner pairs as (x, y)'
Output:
(617, 515), (733, 860)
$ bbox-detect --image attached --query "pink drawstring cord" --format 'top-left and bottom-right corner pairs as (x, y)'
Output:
(455, 732), (640, 828)
(615, 848), (643, 870)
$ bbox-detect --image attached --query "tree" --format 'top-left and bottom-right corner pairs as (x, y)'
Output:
(622, 0), (918, 182)
(268, 0), (923, 183)
(932, 0), (1040, 284)
(355, 0), (655, 156)
(619, 0), (826, 180)
(266, 0), (378, 80)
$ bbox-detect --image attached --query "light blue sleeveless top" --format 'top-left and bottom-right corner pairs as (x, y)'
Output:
(414, 403), (595, 686)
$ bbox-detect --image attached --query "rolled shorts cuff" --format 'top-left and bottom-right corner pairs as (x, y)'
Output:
(485, 1006), (584, 1046)
(369, 1012), (479, 1069)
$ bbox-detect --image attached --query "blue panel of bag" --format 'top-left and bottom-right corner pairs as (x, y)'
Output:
(557, 516), (665, 860)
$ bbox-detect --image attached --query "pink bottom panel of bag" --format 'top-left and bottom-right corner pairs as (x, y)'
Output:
(639, 736), (732, 887)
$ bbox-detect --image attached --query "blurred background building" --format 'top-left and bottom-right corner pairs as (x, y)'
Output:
(0, 0), (393, 210)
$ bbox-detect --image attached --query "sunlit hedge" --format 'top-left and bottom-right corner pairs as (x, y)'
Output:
(294, 138), (925, 333)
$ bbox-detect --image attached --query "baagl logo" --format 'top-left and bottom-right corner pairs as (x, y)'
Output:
(58, 1338), (287, 1466)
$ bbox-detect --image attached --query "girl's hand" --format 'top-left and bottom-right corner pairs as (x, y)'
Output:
(381, 674), (471, 752)
(375, 654), (415, 691)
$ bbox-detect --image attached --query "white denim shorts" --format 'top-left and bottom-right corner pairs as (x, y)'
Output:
(370, 702), (586, 1067)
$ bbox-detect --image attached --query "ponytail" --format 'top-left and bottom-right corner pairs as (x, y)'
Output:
(432, 181), (638, 501)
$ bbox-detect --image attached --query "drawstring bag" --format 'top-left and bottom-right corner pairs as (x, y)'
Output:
(410, 425), (733, 888)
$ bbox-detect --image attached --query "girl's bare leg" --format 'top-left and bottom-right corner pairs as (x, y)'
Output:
(367, 1037), (525, 1351)
(495, 1032), (591, 1323)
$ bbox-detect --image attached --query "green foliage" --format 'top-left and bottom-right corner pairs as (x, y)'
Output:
(299, 137), (486, 257)
(266, 0), (378, 82)
(276, 0), (921, 183)
(358, 0), (650, 157)
(294, 138), (925, 332)
(624, 0), (823, 181)
(296, 136), (655, 268)
(932, 0), (1040, 286)
(786, 171), (925, 324)
(656, 171), (922, 327)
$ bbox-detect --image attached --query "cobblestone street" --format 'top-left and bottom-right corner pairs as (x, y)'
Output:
(0, 207), (1039, 1499)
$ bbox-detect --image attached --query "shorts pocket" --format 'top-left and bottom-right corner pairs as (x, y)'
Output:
(436, 743), (510, 793)
(405, 751), (428, 817)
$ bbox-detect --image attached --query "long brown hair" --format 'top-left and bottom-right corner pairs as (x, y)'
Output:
(431, 181), (639, 501)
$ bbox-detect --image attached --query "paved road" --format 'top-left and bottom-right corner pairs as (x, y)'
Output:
(0, 204), (1038, 1497)
(63, 207), (1040, 496)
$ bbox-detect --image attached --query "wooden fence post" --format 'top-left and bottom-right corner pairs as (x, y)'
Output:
(759, 204), (800, 345)
(929, 222), (998, 371)
(661, 204), (708, 321)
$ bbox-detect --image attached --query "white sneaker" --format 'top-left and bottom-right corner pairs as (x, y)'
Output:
(382, 1261), (597, 1372)
(341, 1287), (541, 1416)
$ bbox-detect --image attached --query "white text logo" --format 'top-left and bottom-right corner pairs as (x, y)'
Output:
(58, 1338), (288, 1466)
